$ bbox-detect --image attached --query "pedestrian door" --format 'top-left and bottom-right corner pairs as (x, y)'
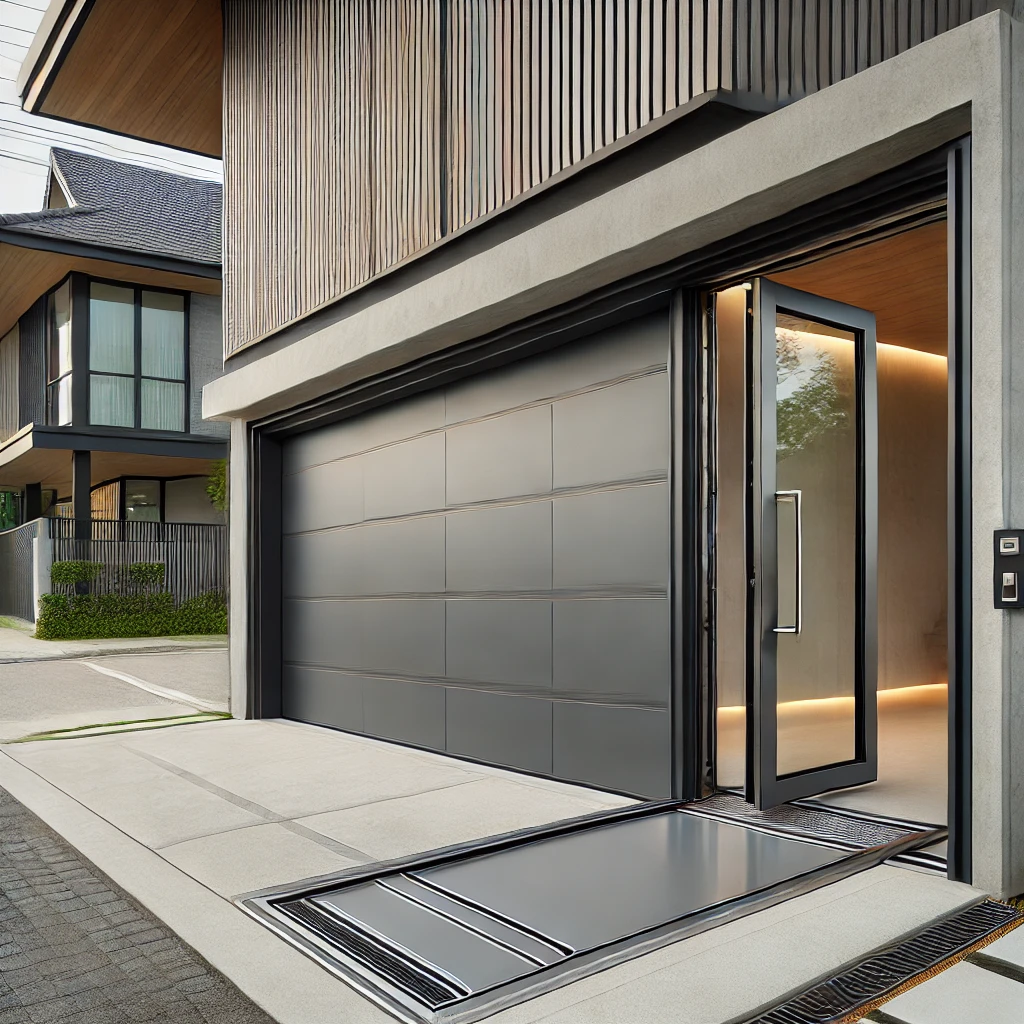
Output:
(748, 281), (879, 809)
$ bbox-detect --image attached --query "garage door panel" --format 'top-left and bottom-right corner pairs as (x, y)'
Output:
(282, 666), (364, 733)
(283, 391), (445, 476)
(443, 311), (668, 425)
(445, 689), (553, 775)
(283, 599), (364, 669)
(284, 518), (445, 599)
(445, 502), (552, 592)
(553, 373), (670, 489)
(359, 600), (446, 677)
(363, 432), (446, 520)
(363, 679), (446, 749)
(445, 600), (553, 687)
(553, 703), (672, 798)
(281, 310), (674, 798)
(445, 405), (552, 506)
(553, 599), (670, 702)
(282, 457), (364, 535)
(283, 599), (445, 677)
(552, 484), (670, 590)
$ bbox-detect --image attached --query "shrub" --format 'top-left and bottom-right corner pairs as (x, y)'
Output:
(127, 562), (166, 590)
(35, 590), (227, 641)
(51, 561), (103, 589)
(207, 459), (228, 512)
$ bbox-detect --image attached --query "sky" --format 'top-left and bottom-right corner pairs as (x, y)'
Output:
(0, 0), (221, 214)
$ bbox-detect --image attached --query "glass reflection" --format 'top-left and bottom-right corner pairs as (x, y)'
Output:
(775, 313), (857, 776)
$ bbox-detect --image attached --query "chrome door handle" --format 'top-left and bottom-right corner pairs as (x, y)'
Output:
(774, 489), (802, 634)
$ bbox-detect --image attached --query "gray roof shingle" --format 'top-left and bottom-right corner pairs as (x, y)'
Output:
(0, 149), (221, 266)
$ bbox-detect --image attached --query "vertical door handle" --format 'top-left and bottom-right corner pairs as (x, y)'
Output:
(774, 489), (802, 634)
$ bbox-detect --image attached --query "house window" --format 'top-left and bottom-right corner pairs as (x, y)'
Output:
(141, 291), (186, 431)
(124, 479), (161, 522)
(88, 281), (187, 431)
(89, 283), (135, 427)
(46, 280), (72, 425)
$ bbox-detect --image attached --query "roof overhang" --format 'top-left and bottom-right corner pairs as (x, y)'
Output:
(19, 0), (222, 157)
(0, 425), (226, 493)
(0, 235), (220, 339)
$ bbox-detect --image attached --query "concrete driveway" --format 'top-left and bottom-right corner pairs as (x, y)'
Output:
(0, 649), (229, 741)
(0, 715), (985, 1024)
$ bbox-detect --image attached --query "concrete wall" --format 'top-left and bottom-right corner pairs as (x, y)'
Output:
(212, 13), (1024, 895)
(189, 293), (227, 439)
(164, 476), (224, 525)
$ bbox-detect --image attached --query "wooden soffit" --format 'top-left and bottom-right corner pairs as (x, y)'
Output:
(0, 445), (220, 494)
(20, 0), (222, 157)
(0, 240), (221, 339)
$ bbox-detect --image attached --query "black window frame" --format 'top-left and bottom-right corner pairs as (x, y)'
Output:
(120, 475), (165, 523)
(85, 275), (191, 433)
(45, 274), (73, 426)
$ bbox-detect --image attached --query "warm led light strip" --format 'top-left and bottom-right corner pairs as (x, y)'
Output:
(717, 681), (948, 715)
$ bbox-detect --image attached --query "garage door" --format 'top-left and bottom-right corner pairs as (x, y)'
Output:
(280, 310), (672, 797)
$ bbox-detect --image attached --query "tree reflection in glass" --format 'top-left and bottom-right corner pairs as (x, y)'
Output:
(773, 313), (857, 775)
(775, 324), (852, 461)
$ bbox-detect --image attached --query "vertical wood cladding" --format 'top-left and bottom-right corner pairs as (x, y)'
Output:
(0, 326), (17, 444)
(222, 0), (986, 357)
(18, 298), (47, 431)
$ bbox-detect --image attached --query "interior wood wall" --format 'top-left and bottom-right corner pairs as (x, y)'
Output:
(221, 0), (987, 357)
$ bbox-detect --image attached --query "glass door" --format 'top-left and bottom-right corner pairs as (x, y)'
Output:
(750, 280), (878, 809)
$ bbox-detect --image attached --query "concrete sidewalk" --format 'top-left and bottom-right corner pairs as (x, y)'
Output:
(0, 717), (985, 1024)
(0, 620), (227, 664)
(0, 650), (230, 742)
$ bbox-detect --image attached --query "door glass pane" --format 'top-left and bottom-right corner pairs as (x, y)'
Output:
(124, 480), (161, 522)
(775, 312), (857, 776)
(90, 374), (135, 427)
(141, 291), (185, 379)
(48, 281), (72, 380)
(90, 283), (135, 374)
(141, 379), (185, 431)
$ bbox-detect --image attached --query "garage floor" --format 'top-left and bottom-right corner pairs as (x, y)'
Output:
(0, 717), (982, 1024)
(717, 683), (948, 826)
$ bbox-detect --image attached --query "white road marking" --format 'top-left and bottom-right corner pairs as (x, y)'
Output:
(81, 661), (227, 713)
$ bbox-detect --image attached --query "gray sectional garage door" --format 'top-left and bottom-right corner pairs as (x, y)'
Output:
(280, 311), (672, 797)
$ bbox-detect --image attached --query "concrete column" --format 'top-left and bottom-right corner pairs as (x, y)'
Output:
(31, 528), (51, 623)
(228, 418), (248, 719)
(24, 483), (42, 522)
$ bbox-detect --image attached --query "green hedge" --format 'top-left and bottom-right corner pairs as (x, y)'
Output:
(36, 591), (227, 640)
(51, 560), (103, 587)
(127, 562), (166, 589)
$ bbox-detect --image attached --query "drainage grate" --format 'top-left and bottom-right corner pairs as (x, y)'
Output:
(748, 899), (1023, 1024)
(279, 898), (466, 1008)
(693, 794), (939, 850)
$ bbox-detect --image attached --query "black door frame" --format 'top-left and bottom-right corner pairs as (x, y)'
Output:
(247, 140), (971, 879)
(749, 280), (879, 809)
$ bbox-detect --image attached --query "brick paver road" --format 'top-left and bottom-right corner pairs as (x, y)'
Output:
(0, 786), (277, 1024)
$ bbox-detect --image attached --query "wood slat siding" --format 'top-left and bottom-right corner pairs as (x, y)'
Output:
(222, 0), (987, 357)
(0, 325), (18, 444)
(18, 298), (47, 431)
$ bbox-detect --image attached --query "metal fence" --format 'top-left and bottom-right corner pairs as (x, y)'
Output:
(49, 519), (228, 603)
(0, 519), (43, 621)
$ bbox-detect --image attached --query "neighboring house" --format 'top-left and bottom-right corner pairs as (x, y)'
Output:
(18, 0), (1024, 920)
(0, 147), (226, 526)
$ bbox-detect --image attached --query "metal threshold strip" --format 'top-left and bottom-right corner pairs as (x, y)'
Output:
(240, 798), (944, 1024)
